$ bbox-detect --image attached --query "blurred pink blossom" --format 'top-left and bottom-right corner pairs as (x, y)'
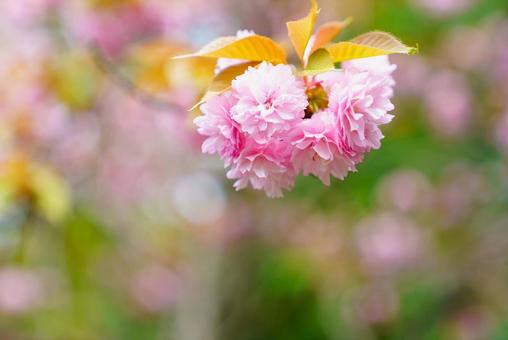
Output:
(89, 88), (196, 221)
(52, 116), (101, 177)
(353, 283), (399, 325)
(423, 71), (472, 138)
(0, 0), (60, 27)
(488, 21), (508, 99)
(393, 55), (429, 96)
(450, 308), (492, 340)
(129, 265), (181, 313)
(439, 26), (490, 71)
(376, 169), (434, 213)
(412, 0), (475, 17)
(0, 54), (68, 148)
(493, 112), (508, 156)
(356, 212), (425, 274)
(0, 268), (44, 315)
(69, 2), (169, 57)
(286, 215), (345, 267)
(438, 164), (489, 226)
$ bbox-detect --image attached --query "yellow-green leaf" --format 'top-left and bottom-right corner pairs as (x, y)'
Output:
(31, 165), (71, 224)
(309, 17), (353, 55)
(302, 48), (334, 75)
(287, 0), (319, 62)
(174, 35), (287, 64)
(165, 57), (217, 94)
(126, 41), (186, 94)
(0, 154), (70, 224)
(326, 31), (418, 63)
(190, 61), (259, 111)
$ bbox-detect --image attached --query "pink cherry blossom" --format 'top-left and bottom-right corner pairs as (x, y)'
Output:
(343, 55), (397, 80)
(194, 89), (295, 197)
(231, 62), (308, 144)
(291, 110), (356, 185)
(194, 92), (244, 167)
(325, 60), (395, 157)
(194, 56), (400, 197)
(226, 139), (296, 198)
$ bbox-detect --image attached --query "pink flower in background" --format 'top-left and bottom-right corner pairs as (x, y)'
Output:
(393, 55), (429, 95)
(129, 265), (181, 313)
(0, 0), (59, 27)
(450, 308), (492, 340)
(423, 71), (471, 138)
(52, 115), (100, 177)
(353, 283), (400, 325)
(195, 92), (244, 167)
(489, 22), (508, 93)
(438, 164), (489, 226)
(226, 139), (296, 198)
(493, 112), (508, 155)
(291, 110), (355, 185)
(70, 2), (167, 57)
(0, 54), (68, 147)
(0, 268), (44, 315)
(232, 62), (307, 144)
(356, 212), (425, 274)
(412, 0), (475, 17)
(376, 170), (434, 213)
(214, 30), (255, 74)
(439, 26), (490, 71)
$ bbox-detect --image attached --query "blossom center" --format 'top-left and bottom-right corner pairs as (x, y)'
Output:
(305, 83), (329, 118)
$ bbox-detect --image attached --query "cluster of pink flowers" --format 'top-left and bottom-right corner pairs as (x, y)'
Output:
(195, 56), (397, 197)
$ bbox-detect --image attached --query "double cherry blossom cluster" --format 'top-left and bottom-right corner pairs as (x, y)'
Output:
(195, 53), (397, 197)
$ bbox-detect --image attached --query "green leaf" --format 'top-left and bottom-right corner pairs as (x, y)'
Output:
(302, 48), (335, 75)
(326, 31), (418, 63)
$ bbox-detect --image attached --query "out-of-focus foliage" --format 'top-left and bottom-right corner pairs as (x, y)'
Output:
(0, 0), (508, 339)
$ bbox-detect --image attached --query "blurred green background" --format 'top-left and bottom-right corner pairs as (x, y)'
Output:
(1, 0), (508, 339)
